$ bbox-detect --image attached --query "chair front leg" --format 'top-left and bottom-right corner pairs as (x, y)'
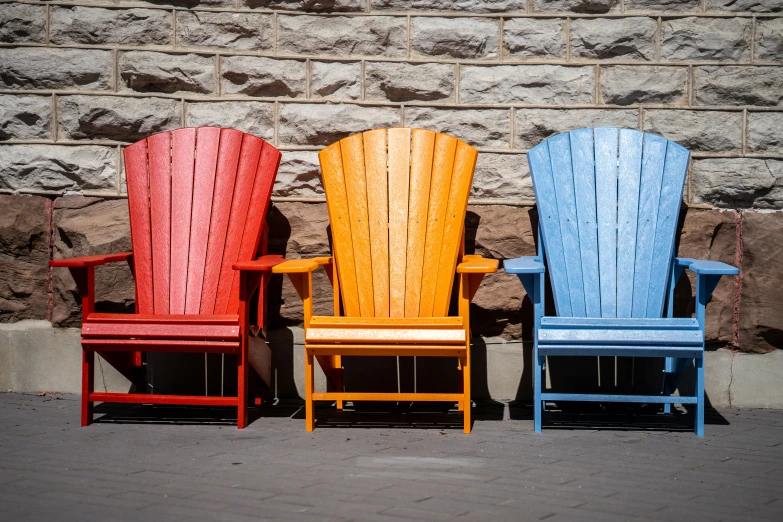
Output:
(305, 351), (315, 432)
(82, 349), (94, 426)
(695, 357), (705, 437)
(462, 352), (471, 434)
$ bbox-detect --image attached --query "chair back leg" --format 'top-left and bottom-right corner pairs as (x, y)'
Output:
(534, 354), (544, 433)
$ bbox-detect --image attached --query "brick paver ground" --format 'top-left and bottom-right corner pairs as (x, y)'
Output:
(2, 393), (782, 521)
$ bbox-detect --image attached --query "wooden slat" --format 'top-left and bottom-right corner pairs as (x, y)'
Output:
(83, 322), (240, 340)
(226, 141), (280, 314)
(433, 140), (477, 316)
(201, 129), (243, 314)
(387, 128), (411, 318)
(616, 129), (644, 318)
(647, 142), (690, 317)
(320, 142), (361, 316)
(306, 345), (466, 357)
(123, 140), (154, 314)
(311, 315), (463, 327)
(214, 134), (264, 315)
(539, 328), (703, 346)
(86, 313), (238, 324)
(528, 141), (571, 316)
(306, 327), (466, 343)
(541, 317), (699, 328)
(88, 393), (237, 406)
(185, 127), (221, 314)
(419, 133), (457, 317)
(147, 132), (171, 315)
(363, 129), (390, 318)
(82, 339), (239, 354)
(312, 392), (462, 402)
(340, 134), (374, 317)
(570, 128), (601, 317)
(632, 133), (668, 318)
(404, 129), (436, 318)
(548, 132), (586, 317)
(169, 128), (196, 314)
(594, 127), (619, 318)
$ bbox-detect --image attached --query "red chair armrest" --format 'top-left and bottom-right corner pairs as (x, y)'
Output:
(50, 252), (133, 268)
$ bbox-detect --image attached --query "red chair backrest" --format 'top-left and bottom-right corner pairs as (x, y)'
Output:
(123, 127), (280, 316)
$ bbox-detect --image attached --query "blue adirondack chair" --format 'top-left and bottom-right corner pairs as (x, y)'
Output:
(504, 127), (738, 436)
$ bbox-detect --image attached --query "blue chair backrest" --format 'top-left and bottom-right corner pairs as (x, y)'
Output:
(528, 127), (690, 319)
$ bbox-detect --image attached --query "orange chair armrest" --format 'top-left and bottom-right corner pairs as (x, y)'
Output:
(271, 259), (321, 274)
(50, 252), (133, 268)
(456, 255), (499, 274)
(233, 255), (286, 272)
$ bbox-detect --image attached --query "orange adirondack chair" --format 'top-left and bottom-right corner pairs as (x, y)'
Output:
(236, 128), (498, 433)
(51, 127), (283, 428)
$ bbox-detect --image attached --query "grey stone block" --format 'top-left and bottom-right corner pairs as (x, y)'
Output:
(411, 17), (499, 59)
(731, 350), (783, 408)
(0, 3), (45, 43)
(279, 103), (400, 146)
(643, 109), (743, 152)
(176, 11), (273, 51)
(275, 151), (324, 198)
(221, 56), (306, 98)
(706, 0), (783, 12)
(600, 65), (688, 105)
(404, 107), (510, 148)
(626, 0), (700, 10)
(661, 17), (752, 61)
(310, 61), (361, 100)
(0, 48), (112, 91)
(119, 51), (214, 95)
(278, 15), (406, 57)
(185, 101), (275, 141)
(471, 153), (533, 201)
(58, 95), (180, 142)
(0, 321), (129, 394)
(515, 108), (638, 150)
(460, 65), (594, 105)
(693, 158), (783, 209)
(503, 18), (567, 60)
(0, 145), (117, 193)
(241, 0), (364, 9)
(747, 112), (783, 153)
(371, 0), (528, 12)
(695, 66), (783, 106)
(51, 6), (172, 46)
(532, 0), (620, 13)
(755, 18), (783, 62)
(0, 95), (51, 140)
(571, 17), (657, 61)
(365, 62), (455, 102)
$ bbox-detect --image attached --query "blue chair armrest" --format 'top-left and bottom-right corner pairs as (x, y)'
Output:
(503, 256), (545, 274)
(682, 259), (739, 276)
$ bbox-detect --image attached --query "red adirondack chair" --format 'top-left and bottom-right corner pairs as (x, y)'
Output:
(50, 127), (283, 428)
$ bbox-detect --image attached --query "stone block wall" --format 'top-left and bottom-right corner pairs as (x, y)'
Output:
(1, 0), (782, 354)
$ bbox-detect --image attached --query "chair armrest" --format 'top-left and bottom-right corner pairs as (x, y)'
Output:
(503, 256), (545, 274)
(679, 258), (739, 276)
(50, 252), (133, 268)
(272, 259), (321, 274)
(457, 255), (499, 274)
(232, 255), (286, 272)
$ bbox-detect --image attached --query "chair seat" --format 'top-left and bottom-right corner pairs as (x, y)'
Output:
(81, 313), (241, 353)
(305, 316), (466, 344)
(537, 317), (704, 358)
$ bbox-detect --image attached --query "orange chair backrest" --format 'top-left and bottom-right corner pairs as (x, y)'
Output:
(123, 127), (281, 316)
(319, 128), (478, 319)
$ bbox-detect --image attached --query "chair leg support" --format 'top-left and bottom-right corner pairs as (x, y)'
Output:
(534, 354), (543, 433)
(81, 348), (94, 427)
(237, 339), (248, 430)
(305, 352), (315, 432)
(695, 357), (704, 437)
(461, 354), (471, 434)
